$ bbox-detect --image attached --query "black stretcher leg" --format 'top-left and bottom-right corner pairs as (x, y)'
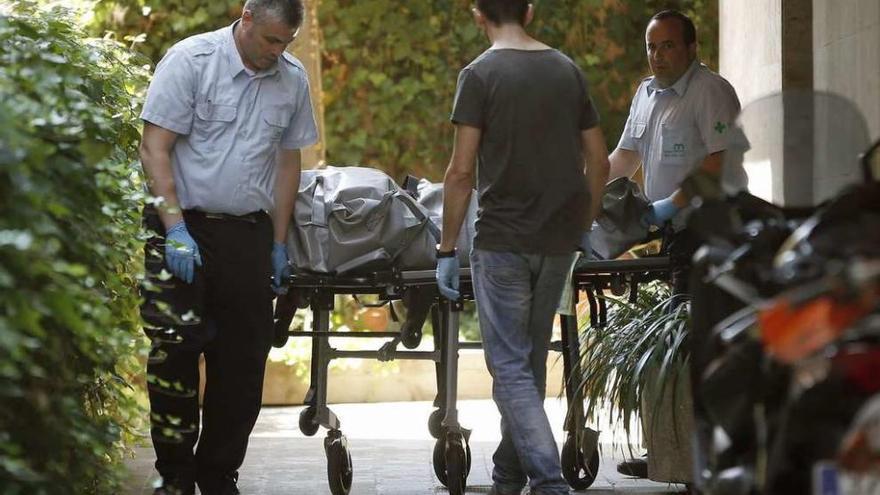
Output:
(299, 292), (341, 436)
(428, 304), (445, 439)
(432, 297), (471, 495)
(560, 285), (600, 490)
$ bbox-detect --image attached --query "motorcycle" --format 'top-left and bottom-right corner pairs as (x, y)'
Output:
(682, 90), (880, 495)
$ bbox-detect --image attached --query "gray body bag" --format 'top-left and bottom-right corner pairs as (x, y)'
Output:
(287, 166), (439, 275)
(404, 176), (477, 268)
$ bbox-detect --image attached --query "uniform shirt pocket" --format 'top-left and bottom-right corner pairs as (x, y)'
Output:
(193, 102), (236, 142)
(660, 124), (696, 167)
(261, 109), (289, 143)
(630, 121), (648, 140)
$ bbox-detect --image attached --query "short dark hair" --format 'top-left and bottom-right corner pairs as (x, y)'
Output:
(650, 10), (697, 45)
(244, 0), (305, 29)
(476, 0), (529, 26)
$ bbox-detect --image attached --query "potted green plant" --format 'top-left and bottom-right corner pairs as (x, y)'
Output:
(572, 281), (694, 483)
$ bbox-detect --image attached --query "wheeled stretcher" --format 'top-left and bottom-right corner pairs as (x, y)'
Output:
(272, 255), (674, 495)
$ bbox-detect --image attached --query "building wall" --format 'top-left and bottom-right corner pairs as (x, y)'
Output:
(813, 0), (880, 140)
(721, 0), (878, 203)
(719, 0), (783, 106)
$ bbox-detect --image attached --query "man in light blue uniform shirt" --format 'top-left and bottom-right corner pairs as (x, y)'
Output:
(607, 10), (742, 479)
(611, 11), (743, 228)
(137, 1), (317, 493)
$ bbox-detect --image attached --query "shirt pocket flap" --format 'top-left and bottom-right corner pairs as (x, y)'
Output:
(196, 102), (236, 122)
(630, 121), (647, 139)
(262, 109), (289, 128)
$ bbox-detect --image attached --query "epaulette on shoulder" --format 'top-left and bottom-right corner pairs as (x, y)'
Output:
(177, 33), (220, 58)
(281, 51), (305, 71)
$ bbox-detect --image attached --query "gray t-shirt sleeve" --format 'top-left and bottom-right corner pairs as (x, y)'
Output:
(450, 67), (486, 128)
(140, 48), (196, 135)
(576, 69), (600, 130)
(280, 72), (319, 150)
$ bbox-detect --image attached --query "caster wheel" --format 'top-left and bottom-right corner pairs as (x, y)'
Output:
(428, 409), (444, 439)
(400, 324), (422, 349)
(299, 406), (320, 437)
(432, 432), (471, 493)
(561, 435), (599, 490)
(326, 433), (353, 495)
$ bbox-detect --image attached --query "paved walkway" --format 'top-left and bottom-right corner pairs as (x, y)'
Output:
(125, 399), (686, 494)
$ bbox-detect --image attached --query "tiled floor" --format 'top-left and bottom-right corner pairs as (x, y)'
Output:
(125, 399), (686, 494)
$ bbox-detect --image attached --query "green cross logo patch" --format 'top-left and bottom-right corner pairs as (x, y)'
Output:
(714, 121), (727, 134)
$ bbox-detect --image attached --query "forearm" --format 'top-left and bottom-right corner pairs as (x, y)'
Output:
(608, 148), (640, 181)
(272, 150), (302, 244)
(586, 155), (610, 224)
(580, 127), (610, 226)
(439, 169), (473, 252)
(140, 147), (183, 230)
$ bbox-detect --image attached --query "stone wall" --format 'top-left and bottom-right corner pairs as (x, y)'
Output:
(719, 0), (783, 106)
(261, 350), (566, 405)
(813, 0), (880, 140)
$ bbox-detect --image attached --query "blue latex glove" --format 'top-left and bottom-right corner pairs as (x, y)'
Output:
(436, 256), (460, 300)
(165, 221), (202, 284)
(271, 241), (292, 295)
(578, 231), (592, 256)
(643, 196), (680, 227)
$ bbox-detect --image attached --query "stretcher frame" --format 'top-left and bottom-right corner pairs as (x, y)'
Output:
(274, 255), (674, 495)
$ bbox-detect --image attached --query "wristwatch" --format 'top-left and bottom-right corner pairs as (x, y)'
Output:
(436, 245), (456, 258)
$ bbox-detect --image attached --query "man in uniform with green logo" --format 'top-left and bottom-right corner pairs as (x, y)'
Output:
(606, 9), (744, 478)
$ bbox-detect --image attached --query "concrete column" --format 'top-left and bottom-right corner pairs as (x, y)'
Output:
(720, 0), (818, 205)
(782, 0), (814, 89)
(781, 0), (814, 204)
(813, 0), (880, 140)
(720, 0), (783, 106)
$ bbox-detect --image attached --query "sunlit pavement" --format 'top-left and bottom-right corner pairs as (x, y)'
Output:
(125, 399), (686, 494)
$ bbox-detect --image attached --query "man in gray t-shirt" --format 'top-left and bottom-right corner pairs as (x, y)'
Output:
(435, 1), (610, 494)
(137, 1), (317, 493)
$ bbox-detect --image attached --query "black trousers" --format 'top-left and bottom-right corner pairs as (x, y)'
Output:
(140, 207), (274, 492)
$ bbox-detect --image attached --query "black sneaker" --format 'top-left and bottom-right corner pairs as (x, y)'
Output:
(220, 472), (240, 495)
(198, 472), (240, 495)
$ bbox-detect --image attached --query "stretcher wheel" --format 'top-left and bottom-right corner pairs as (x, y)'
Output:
(432, 432), (471, 493)
(400, 325), (422, 349)
(325, 432), (353, 495)
(561, 435), (599, 490)
(428, 409), (444, 439)
(299, 406), (320, 437)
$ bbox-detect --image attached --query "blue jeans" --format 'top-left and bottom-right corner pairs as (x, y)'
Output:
(471, 248), (573, 495)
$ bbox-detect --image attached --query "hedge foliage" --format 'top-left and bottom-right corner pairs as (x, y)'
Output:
(319, 0), (718, 180)
(91, 0), (717, 181)
(0, 2), (149, 493)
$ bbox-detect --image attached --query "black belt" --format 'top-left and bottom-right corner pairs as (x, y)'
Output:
(185, 209), (265, 224)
